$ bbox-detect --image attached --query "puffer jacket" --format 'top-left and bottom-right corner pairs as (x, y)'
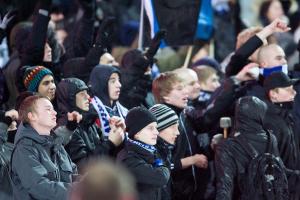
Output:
(11, 123), (77, 200)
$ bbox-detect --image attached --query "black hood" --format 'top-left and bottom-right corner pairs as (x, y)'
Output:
(89, 65), (121, 107)
(56, 78), (88, 125)
(234, 96), (267, 135)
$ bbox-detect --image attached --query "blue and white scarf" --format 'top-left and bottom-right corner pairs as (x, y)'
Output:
(260, 64), (288, 77)
(127, 138), (156, 153)
(91, 96), (111, 137)
(92, 96), (128, 137)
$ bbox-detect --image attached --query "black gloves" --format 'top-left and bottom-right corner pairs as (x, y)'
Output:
(95, 17), (115, 50)
(144, 30), (167, 64)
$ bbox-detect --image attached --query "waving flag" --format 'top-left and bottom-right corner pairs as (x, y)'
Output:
(143, 0), (213, 46)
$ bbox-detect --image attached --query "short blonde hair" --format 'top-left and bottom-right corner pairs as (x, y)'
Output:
(173, 68), (198, 85)
(152, 71), (183, 103)
(193, 65), (217, 84)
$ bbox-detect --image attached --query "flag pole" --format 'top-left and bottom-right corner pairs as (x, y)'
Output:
(182, 46), (193, 68)
(138, 0), (144, 50)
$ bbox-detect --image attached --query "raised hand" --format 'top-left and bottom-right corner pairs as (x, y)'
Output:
(95, 17), (115, 48)
(0, 11), (15, 30)
(145, 30), (167, 62)
(235, 62), (260, 82)
(67, 111), (83, 123)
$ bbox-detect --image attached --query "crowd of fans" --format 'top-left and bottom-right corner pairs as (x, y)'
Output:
(1, 0), (300, 200)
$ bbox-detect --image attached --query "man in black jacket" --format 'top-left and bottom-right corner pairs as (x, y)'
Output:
(56, 78), (124, 172)
(118, 107), (170, 200)
(215, 96), (282, 200)
(263, 72), (300, 200)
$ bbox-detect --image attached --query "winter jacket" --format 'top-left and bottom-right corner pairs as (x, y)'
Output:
(165, 104), (209, 200)
(117, 139), (170, 200)
(156, 137), (174, 200)
(56, 78), (117, 172)
(0, 114), (14, 200)
(215, 96), (280, 200)
(263, 101), (300, 194)
(11, 123), (77, 200)
(65, 123), (116, 171)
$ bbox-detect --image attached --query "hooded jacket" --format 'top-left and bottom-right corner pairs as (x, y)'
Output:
(215, 96), (280, 200)
(56, 78), (117, 172)
(10, 123), (77, 200)
(89, 65), (128, 118)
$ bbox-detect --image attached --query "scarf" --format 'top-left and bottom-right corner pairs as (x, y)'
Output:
(260, 64), (288, 77)
(127, 138), (156, 154)
(91, 96), (111, 137)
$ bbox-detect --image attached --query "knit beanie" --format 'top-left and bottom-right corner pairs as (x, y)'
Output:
(149, 104), (178, 132)
(125, 107), (157, 139)
(23, 66), (54, 92)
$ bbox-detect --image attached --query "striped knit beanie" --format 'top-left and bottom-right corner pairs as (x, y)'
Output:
(23, 66), (53, 92)
(149, 104), (178, 132)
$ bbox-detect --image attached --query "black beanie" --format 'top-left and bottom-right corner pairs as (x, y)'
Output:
(125, 107), (157, 139)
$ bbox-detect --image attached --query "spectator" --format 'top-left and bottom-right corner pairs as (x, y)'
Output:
(215, 96), (284, 199)
(89, 65), (128, 137)
(118, 107), (170, 200)
(56, 78), (124, 172)
(22, 66), (56, 101)
(263, 72), (300, 199)
(149, 104), (179, 200)
(0, 109), (18, 200)
(10, 95), (77, 200)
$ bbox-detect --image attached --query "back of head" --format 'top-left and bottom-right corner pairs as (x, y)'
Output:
(173, 68), (198, 85)
(193, 65), (217, 84)
(121, 49), (150, 74)
(10, 22), (33, 52)
(152, 71), (182, 104)
(74, 159), (137, 200)
(234, 96), (267, 133)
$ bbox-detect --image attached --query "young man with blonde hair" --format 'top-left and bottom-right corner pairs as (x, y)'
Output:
(11, 95), (77, 200)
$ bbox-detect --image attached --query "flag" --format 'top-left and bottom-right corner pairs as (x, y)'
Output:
(143, 0), (213, 47)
